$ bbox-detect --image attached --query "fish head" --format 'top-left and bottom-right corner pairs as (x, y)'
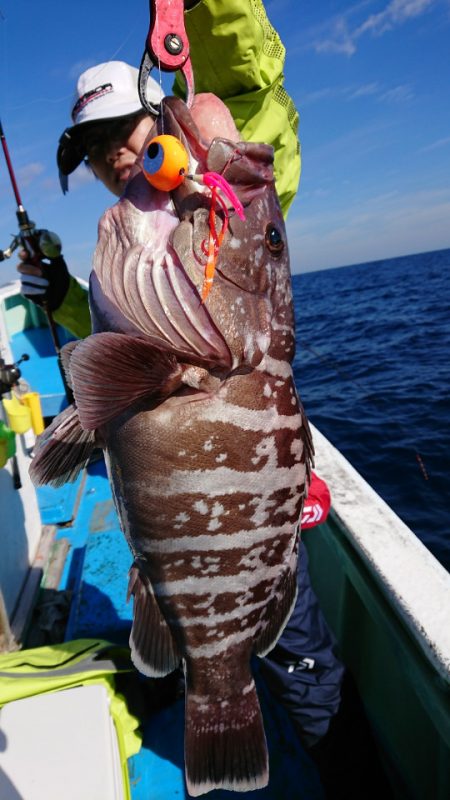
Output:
(91, 94), (294, 369)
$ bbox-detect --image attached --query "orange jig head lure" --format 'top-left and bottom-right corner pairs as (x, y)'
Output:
(143, 134), (246, 301)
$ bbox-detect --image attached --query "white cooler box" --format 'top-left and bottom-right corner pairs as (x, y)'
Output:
(0, 683), (125, 799)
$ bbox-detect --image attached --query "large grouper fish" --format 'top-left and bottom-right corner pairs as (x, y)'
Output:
(30, 93), (313, 796)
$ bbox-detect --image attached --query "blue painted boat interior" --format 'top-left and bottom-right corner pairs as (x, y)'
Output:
(10, 323), (324, 799)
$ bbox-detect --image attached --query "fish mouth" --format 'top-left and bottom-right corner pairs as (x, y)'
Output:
(160, 97), (211, 221)
(158, 97), (275, 297)
(159, 96), (210, 169)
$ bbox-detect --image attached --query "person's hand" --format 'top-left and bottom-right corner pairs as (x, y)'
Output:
(17, 229), (71, 312)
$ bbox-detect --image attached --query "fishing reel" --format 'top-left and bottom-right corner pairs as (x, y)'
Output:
(0, 354), (29, 398)
(0, 224), (62, 262)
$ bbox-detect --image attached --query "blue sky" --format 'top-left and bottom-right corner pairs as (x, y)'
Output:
(0, 0), (449, 281)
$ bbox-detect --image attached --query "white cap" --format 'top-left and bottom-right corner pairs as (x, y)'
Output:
(70, 60), (163, 126)
(57, 60), (164, 185)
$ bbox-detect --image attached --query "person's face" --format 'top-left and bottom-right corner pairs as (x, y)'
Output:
(83, 112), (156, 196)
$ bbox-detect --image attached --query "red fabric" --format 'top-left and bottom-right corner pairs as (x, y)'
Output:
(301, 471), (331, 529)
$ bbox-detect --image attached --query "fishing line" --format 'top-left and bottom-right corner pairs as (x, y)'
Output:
(299, 341), (431, 482)
(4, 21), (139, 112)
(0, 8), (7, 113)
(154, 7), (165, 134)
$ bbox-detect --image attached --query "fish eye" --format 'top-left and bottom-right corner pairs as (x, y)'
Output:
(265, 224), (284, 257)
(143, 134), (189, 192)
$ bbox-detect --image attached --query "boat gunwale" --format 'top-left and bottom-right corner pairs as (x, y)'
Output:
(310, 423), (450, 684)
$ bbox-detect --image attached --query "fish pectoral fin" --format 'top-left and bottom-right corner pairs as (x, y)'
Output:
(70, 332), (183, 430)
(59, 340), (80, 389)
(128, 562), (181, 678)
(254, 562), (298, 657)
(29, 403), (96, 488)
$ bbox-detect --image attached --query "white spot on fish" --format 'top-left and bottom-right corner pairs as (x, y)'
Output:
(257, 333), (270, 354)
(204, 563), (220, 573)
(291, 438), (304, 462)
(257, 355), (292, 378)
(215, 453), (227, 463)
(207, 518), (222, 532)
(212, 502), (224, 517)
(178, 449), (186, 457)
(263, 384), (272, 398)
(203, 439), (214, 452)
(174, 512), (190, 526)
(194, 500), (209, 515)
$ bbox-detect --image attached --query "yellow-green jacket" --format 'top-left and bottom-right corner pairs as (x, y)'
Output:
(54, 0), (300, 340)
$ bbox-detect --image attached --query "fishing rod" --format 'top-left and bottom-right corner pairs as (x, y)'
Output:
(0, 116), (73, 404)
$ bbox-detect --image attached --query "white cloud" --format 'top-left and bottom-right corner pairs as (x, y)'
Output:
(347, 82), (380, 99)
(314, 19), (357, 56)
(356, 0), (436, 36)
(287, 186), (450, 272)
(70, 165), (97, 189)
(419, 136), (450, 153)
(68, 59), (97, 81)
(377, 83), (415, 103)
(299, 82), (383, 107)
(16, 162), (45, 187)
(299, 88), (333, 107)
(312, 0), (437, 56)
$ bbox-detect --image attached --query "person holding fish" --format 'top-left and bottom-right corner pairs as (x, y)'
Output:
(18, 0), (352, 795)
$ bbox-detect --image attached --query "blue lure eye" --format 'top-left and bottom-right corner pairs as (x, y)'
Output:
(143, 141), (165, 175)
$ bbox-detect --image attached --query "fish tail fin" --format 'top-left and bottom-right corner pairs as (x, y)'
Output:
(29, 403), (96, 488)
(184, 676), (268, 796)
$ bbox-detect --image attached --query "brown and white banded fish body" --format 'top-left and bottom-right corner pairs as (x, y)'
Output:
(30, 95), (313, 796)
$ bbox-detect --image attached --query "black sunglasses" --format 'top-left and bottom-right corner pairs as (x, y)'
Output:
(82, 110), (151, 161)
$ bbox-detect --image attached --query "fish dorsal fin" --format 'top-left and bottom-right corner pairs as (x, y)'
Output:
(70, 332), (183, 431)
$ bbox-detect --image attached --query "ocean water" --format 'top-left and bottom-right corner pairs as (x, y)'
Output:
(292, 248), (450, 572)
